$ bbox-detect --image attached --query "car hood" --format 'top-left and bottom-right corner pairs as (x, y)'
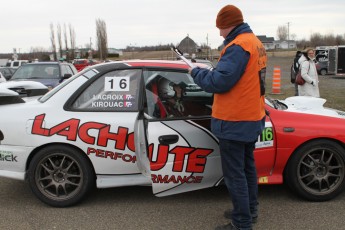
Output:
(282, 96), (345, 118)
(10, 78), (60, 88)
(0, 81), (48, 104)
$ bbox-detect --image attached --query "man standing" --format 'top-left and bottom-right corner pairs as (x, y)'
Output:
(189, 5), (267, 230)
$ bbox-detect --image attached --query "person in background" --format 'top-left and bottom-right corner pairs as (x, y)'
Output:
(298, 48), (320, 97)
(189, 5), (266, 230)
(292, 51), (302, 96)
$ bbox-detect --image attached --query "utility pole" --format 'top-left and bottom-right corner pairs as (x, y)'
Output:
(89, 37), (93, 59)
(287, 22), (290, 50)
(206, 33), (209, 59)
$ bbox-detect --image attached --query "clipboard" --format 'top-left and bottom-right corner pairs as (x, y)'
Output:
(171, 46), (196, 68)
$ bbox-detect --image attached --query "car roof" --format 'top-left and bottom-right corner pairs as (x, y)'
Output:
(25, 62), (61, 65)
(97, 60), (190, 70)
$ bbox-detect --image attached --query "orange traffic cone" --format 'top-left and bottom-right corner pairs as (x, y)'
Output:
(270, 66), (283, 94)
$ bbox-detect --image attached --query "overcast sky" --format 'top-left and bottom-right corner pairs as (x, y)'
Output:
(1, 0), (344, 54)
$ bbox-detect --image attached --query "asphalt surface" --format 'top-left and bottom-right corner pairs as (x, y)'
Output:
(1, 177), (345, 230)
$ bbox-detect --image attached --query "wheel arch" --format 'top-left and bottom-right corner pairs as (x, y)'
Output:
(24, 142), (96, 181)
(282, 137), (345, 201)
(283, 137), (345, 178)
(320, 68), (328, 75)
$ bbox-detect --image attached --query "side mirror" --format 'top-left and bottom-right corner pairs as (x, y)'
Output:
(59, 73), (72, 83)
(63, 73), (72, 79)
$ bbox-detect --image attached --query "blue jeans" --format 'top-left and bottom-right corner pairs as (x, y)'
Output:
(219, 139), (258, 230)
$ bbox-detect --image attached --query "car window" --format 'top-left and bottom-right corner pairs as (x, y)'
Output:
(0, 69), (6, 75)
(11, 64), (60, 79)
(61, 64), (74, 76)
(144, 70), (213, 119)
(71, 69), (141, 112)
(74, 60), (87, 64)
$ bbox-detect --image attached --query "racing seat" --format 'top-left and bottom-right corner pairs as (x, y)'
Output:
(151, 82), (167, 118)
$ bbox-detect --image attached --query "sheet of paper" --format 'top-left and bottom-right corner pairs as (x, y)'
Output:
(171, 47), (196, 68)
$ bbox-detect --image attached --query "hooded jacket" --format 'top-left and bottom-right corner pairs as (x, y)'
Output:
(298, 54), (320, 97)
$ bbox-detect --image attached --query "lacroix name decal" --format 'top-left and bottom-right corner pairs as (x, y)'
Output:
(31, 114), (135, 163)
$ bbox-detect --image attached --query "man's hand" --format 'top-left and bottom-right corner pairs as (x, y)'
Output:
(188, 68), (193, 74)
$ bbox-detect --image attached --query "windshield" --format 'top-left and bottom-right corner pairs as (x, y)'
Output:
(265, 97), (288, 110)
(12, 64), (60, 80)
(38, 68), (98, 103)
(74, 60), (87, 65)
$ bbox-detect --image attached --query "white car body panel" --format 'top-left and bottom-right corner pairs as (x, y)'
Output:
(282, 96), (345, 118)
(0, 80), (47, 91)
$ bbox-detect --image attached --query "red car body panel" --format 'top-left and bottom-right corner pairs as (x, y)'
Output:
(259, 104), (345, 184)
(73, 59), (98, 72)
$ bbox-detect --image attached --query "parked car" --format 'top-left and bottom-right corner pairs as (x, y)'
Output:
(5, 60), (29, 68)
(0, 80), (48, 99)
(1, 60), (345, 207)
(9, 62), (78, 90)
(0, 67), (16, 80)
(73, 59), (98, 71)
(316, 61), (328, 75)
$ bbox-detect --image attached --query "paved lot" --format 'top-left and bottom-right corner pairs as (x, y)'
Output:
(1, 177), (345, 230)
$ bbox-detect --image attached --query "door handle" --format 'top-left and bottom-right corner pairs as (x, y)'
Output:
(158, 135), (179, 145)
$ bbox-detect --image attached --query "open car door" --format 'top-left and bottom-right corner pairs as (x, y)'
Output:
(146, 119), (222, 196)
(136, 69), (223, 196)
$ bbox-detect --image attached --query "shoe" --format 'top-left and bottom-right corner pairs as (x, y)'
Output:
(215, 222), (239, 230)
(224, 209), (258, 223)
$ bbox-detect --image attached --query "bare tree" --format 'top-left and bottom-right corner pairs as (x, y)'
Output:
(276, 25), (288, 40)
(29, 46), (50, 61)
(50, 23), (57, 61)
(335, 35), (345, 45)
(310, 32), (323, 47)
(96, 18), (108, 60)
(57, 23), (63, 59)
(323, 33), (336, 46)
(63, 23), (69, 58)
(69, 24), (76, 60)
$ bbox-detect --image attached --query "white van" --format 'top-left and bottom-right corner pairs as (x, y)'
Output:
(6, 60), (29, 68)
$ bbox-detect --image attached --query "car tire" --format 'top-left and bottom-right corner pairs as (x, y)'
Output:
(285, 139), (345, 201)
(28, 145), (95, 207)
(320, 69), (327, 76)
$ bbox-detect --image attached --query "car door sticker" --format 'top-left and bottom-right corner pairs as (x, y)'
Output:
(31, 113), (137, 164)
(91, 94), (134, 108)
(147, 120), (221, 187)
(104, 76), (130, 91)
(255, 122), (274, 148)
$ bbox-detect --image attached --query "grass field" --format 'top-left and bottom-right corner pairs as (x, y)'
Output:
(266, 56), (345, 111)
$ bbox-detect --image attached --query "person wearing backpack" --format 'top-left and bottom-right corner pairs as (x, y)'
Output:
(298, 48), (320, 97)
(291, 51), (302, 96)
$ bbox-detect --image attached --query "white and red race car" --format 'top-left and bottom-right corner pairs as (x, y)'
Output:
(1, 60), (345, 207)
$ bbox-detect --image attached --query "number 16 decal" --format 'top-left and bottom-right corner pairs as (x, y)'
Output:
(105, 77), (130, 91)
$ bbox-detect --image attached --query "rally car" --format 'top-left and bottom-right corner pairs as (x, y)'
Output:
(1, 60), (345, 207)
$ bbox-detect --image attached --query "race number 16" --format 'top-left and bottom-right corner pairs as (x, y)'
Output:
(105, 77), (130, 91)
